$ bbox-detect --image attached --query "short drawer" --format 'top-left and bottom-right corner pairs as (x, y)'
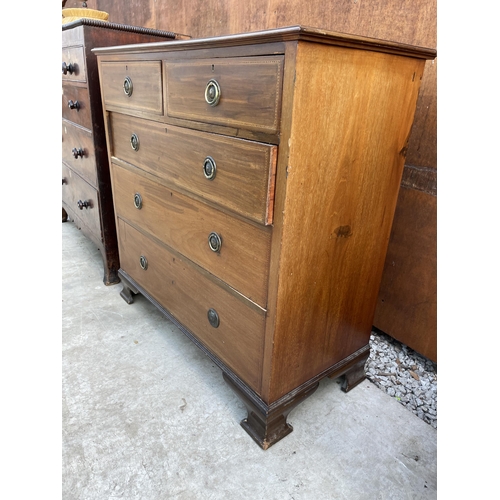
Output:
(99, 61), (163, 115)
(62, 163), (101, 238)
(62, 46), (86, 83)
(117, 218), (265, 392)
(111, 163), (271, 307)
(62, 85), (92, 130)
(62, 120), (97, 187)
(165, 55), (284, 135)
(109, 113), (277, 225)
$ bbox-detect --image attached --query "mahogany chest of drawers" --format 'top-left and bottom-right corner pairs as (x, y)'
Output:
(62, 19), (180, 285)
(95, 26), (436, 448)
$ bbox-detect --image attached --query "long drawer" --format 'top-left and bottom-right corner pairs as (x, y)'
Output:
(62, 163), (101, 238)
(109, 113), (277, 225)
(111, 163), (271, 307)
(62, 85), (92, 130)
(117, 218), (265, 391)
(62, 120), (97, 187)
(165, 55), (284, 135)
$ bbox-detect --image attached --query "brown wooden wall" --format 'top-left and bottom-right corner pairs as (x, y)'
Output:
(66, 0), (437, 362)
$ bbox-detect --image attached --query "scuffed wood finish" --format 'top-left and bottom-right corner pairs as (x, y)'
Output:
(111, 162), (272, 307)
(97, 26), (435, 448)
(109, 113), (278, 224)
(117, 218), (265, 391)
(374, 188), (437, 362)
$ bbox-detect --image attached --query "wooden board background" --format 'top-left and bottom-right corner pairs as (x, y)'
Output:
(66, 0), (437, 361)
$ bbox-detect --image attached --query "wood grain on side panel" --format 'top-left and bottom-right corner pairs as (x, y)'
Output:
(268, 42), (426, 400)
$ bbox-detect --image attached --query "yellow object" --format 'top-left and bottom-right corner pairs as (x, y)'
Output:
(62, 8), (109, 23)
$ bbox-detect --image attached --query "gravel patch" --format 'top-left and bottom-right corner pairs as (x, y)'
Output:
(366, 329), (437, 429)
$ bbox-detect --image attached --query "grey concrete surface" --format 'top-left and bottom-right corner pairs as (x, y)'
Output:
(62, 220), (437, 499)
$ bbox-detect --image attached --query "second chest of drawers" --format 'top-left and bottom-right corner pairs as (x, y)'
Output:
(62, 19), (181, 285)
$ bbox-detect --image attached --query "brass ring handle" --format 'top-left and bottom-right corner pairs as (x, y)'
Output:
(134, 193), (143, 210)
(72, 147), (84, 159)
(68, 100), (80, 110)
(202, 156), (216, 180)
(205, 79), (221, 106)
(130, 133), (140, 151)
(77, 200), (90, 210)
(123, 76), (133, 97)
(208, 232), (222, 253)
(207, 308), (220, 328)
(62, 62), (75, 75)
(139, 255), (148, 270)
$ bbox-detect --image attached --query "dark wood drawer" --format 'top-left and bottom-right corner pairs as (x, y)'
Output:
(62, 46), (86, 83)
(165, 56), (284, 135)
(62, 85), (92, 130)
(62, 120), (97, 187)
(109, 113), (277, 225)
(99, 61), (163, 115)
(117, 218), (265, 391)
(111, 163), (271, 307)
(62, 163), (101, 238)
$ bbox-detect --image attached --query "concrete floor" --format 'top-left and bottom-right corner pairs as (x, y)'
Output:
(62, 220), (437, 499)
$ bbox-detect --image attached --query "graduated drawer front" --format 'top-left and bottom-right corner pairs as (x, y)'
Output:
(62, 85), (92, 130)
(62, 120), (97, 187)
(110, 113), (277, 225)
(111, 163), (271, 307)
(62, 163), (100, 237)
(117, 218), (264, 391)
(99, 61), (163, 115)
(62, 46), (86, 83)
(165, 56), (284, 135)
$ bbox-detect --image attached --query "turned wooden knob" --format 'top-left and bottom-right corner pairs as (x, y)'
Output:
(77, 200), (90, 210)
(72, 147), (84, 159)
(68, 99), (80, 110)
(62, 62), (75, 75)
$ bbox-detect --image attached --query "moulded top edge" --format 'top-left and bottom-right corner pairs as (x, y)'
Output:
(92, 25), (437, 60)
